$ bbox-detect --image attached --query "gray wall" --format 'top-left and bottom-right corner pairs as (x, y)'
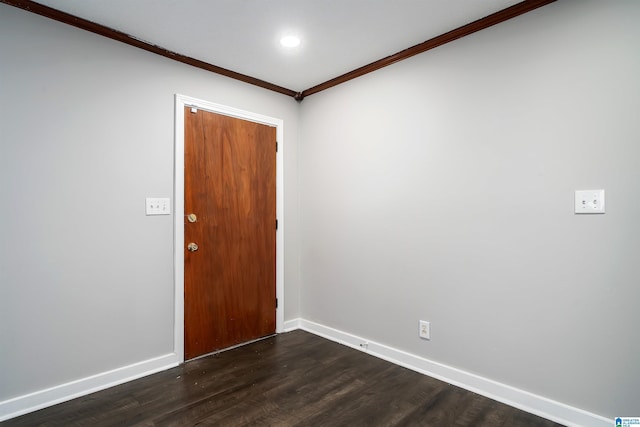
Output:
(0, 4), (300, 401)
(299, 0), (639, 419)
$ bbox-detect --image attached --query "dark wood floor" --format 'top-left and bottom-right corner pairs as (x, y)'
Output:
(3, 330), (563, 426)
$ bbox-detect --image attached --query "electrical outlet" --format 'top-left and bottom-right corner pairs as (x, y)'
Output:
(419, 320), (430, 340)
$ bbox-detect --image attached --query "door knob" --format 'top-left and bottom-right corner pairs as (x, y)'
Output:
(187, 213), (197, 223)
(187, 242), (199, 252)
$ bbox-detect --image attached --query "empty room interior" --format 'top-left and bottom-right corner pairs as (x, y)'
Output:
(1, 0), (638, 425)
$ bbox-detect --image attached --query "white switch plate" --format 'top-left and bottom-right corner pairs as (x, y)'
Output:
(146, 197), (171, 215)
(575, 190), (605, 214)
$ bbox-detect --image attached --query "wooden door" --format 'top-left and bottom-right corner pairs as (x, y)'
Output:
(184, 107), (276, 360)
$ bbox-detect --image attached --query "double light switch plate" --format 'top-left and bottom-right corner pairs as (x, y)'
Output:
(574, 190), (605, 214)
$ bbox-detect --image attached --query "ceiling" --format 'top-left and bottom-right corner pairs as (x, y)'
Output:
(30, 0), (524, 93)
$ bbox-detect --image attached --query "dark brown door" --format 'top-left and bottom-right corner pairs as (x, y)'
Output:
(184, 107), (276, 360)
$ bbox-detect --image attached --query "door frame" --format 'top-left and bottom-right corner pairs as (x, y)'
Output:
(173, 94), (284, 362)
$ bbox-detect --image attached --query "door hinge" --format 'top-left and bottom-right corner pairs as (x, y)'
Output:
(276, 141), (278, 152)
(275, 298), (278, 309)
(275, 219), (278, 230)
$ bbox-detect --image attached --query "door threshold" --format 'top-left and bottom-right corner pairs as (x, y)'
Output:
(185, 334), (277, 363)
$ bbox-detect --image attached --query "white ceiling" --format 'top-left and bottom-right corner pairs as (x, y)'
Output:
(34, 0), (522, 92)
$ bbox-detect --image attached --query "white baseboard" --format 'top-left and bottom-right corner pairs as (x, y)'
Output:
(283, 318), (301, 332)
(295, 319), (610, 427)
(0, 353), (179, 422)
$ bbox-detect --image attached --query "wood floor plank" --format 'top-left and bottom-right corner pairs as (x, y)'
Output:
(2, 330), (564, 427)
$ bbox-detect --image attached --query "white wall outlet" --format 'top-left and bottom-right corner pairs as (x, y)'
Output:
(146, 197), (171, 215)
(574, 190), (605, 214)
(419, 320), (430, 340)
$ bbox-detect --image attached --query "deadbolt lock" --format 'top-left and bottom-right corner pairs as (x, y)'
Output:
(187, 242), (199, 252)
(187, 213), (197, 223)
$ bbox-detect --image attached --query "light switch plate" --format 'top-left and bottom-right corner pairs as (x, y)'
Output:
(575, 190), (605, 214)
(146, 197), (171, 215)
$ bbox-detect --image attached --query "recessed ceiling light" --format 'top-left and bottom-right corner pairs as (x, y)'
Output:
(280, 35), (301, 48)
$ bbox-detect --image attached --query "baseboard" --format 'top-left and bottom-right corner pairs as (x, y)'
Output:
(283, 318), (301, 332)
(296, 319), (610, 427)
(0, 353), (179, 422)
